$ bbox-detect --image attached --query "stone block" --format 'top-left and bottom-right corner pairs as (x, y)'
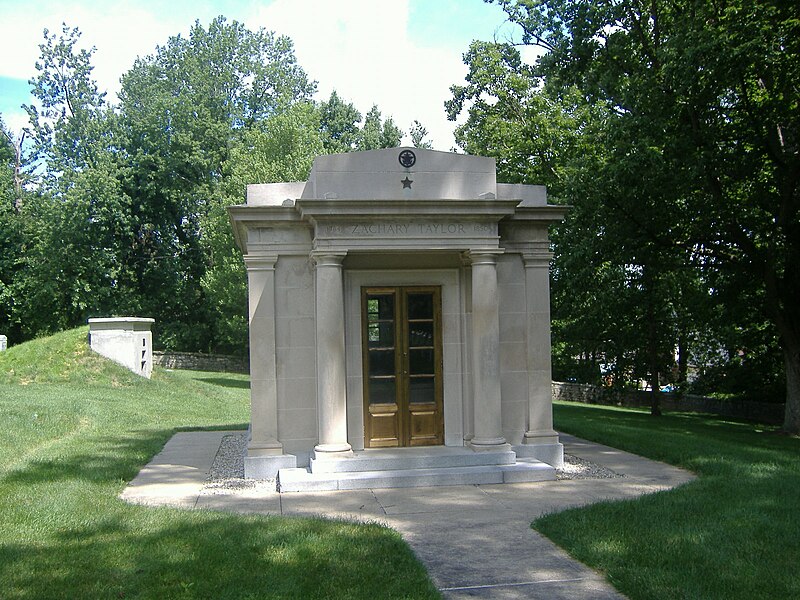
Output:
(88, 317), (154, 378)
(514, 442), (564, 468)
(244, 454), (297, 479)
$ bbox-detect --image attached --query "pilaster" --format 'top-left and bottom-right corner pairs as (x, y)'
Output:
(244, 254), (283, 455)
(521, 251), (560, 448)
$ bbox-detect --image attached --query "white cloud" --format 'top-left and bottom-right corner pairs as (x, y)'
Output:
(0, 0), (495, 148)
(250, 0), (467, 149)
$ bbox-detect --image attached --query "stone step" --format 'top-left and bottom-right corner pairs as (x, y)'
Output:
(310, 447), (516, 474)
(277, 461), (555, 492)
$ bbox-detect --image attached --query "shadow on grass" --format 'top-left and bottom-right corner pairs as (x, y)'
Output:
(0, 507), (440, 600)
(196, 377), (250, 390)
(1, 429), (177, 486)
(537, 402), (800, 599)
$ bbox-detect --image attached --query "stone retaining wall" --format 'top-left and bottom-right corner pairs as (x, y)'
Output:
(552, 381), (784, 425)
(153, 351), (248, 374)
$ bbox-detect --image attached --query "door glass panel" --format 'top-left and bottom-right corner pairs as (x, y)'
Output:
(408, 322), (433, 347)
(409, 377), (435, 403)
(368, 294), (395, 320)
(369, 349), (395, 376)
(409, 348), (434, 374)
(407, 293), (433, 319)
(368, 322), (394, 347)
(369, 378), (396, 404)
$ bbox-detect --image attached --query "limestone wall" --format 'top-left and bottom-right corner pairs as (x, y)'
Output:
(152, 351), (248, 374)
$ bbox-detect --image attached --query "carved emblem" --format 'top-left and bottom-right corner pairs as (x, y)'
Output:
(398, 149), (416, 168)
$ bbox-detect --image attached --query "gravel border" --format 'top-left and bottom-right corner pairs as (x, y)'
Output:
(203, 433), (623, 492)
(556, 453), (624, 480)
(204, 433), (275, 493)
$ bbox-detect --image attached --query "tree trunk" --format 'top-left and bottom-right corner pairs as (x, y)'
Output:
(646, 295), (662, 416)
(677, 331), (689, 400)
(783, 340), (800, 435)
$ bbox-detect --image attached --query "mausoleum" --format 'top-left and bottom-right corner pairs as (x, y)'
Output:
(229, 148), (567, 490)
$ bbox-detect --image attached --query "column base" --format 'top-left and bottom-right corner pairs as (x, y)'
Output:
(469, 438), (510, 452)
(523, 429), (559, 445)
(313, 443), (354, 459)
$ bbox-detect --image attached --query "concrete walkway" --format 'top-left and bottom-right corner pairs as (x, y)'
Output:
(121, 432), (695, 599)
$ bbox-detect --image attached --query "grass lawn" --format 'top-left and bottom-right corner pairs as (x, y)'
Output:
(0, 328), (439, 599)
(536, 401), (800, 600)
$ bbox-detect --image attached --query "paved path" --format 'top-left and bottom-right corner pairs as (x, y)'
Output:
(121, 432), (695, 599)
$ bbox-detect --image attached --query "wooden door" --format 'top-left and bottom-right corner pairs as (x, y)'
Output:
(362, 287), (443, 447)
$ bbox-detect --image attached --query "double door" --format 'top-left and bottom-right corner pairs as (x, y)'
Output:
(362, 286), (443, 447)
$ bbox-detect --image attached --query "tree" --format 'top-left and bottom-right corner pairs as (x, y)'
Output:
(356, 105), (402, 150)
(203, 102), (326, 354)
(409, 120), (433, 149)
(446, 39), (684, 411)
(487, 0), (799, 431)
(318, 91), (362, 153)
(16, 25), (133, 339)
(114, 16), (315, 350)
(0, 117), (25, 343)
(24, 24), (109, 177)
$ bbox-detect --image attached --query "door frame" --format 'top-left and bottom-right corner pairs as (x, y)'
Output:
(344, 269), (465, 450)
(361, 286), (444, 447)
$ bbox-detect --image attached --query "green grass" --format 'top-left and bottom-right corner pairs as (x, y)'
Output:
(536, 402), (800, 600)
(0, 328), (439, 599)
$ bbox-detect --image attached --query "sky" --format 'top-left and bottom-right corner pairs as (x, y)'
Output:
(0, 0), (533, 150)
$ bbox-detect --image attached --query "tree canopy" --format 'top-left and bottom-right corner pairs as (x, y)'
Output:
(1, 17), (409, 355)
(450, 0), (799, 430)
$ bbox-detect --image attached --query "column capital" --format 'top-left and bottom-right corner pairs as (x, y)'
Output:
(310, 250), (347, 267)
(521, 251), (554, 267)
(244, 253), (278, 270)
(463, 248), (504, 266)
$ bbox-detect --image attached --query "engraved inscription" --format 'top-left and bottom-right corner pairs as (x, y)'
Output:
(321, 222), (497, 237)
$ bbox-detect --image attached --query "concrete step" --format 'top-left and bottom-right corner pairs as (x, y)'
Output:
(278, 461), (556, 492)
(310, 447), (516, 474)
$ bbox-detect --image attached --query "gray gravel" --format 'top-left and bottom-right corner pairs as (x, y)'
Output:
(204, 433), (275, 493)
(556, 453), (624, 480)
(203, 433), (622, 492)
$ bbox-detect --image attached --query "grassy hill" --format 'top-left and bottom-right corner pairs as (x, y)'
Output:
(0, 329), (439, 599)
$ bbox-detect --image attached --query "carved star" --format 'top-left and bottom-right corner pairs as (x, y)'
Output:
(401, 176), (413, 189)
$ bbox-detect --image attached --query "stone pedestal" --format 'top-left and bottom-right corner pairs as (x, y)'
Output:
(88, 317), (154, 378)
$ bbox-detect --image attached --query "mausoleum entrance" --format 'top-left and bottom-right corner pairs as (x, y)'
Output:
(362, 286), (443, 448)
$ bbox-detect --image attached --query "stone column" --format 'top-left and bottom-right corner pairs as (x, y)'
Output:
(466, 249), (508, 449)
(245, 254), (283, 456)
(522, 251), (559, 445)
(311, 251), (353, 456)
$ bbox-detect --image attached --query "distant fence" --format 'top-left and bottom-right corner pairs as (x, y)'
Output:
(153, 351), (248, 374)
(552, 381), (785, 425)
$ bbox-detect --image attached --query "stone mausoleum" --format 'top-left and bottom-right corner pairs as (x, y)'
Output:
(229, 148), (567, 491)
